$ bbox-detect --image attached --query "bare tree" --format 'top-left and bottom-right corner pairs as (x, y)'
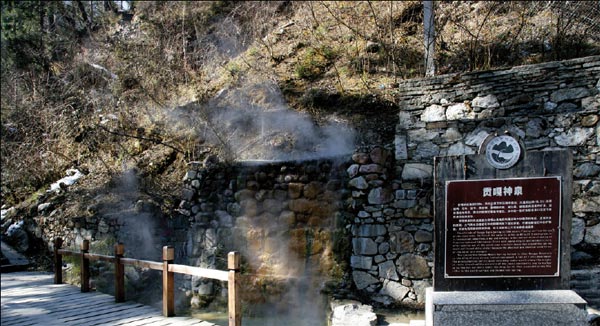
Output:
(423, 0), (435, 76)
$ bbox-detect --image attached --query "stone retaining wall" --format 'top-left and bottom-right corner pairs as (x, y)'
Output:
(178, 158), (351, 309)
(385, 55), (599, 307)
(178, 55), (600, 309)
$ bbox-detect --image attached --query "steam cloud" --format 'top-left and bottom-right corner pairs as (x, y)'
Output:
(114, 168), (158, 260)
(197, 80), (356, 162)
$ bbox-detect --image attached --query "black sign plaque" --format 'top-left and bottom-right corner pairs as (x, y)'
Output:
(445, 177), (561, 278)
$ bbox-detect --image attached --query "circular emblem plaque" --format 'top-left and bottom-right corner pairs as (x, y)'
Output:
(485, 135), (521, 169)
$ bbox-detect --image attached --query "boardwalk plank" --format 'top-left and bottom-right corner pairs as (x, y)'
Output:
(59, 303), (147, 323)
(1, 272), (216, 326)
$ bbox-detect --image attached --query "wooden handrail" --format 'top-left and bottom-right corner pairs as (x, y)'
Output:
(120, 257), (163, 270)
(168, 264), (229, 281)
(53, 237), (241, 326)
(84, 253), (115, 262)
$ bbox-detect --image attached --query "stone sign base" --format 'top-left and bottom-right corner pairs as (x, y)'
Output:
(425, 288), (588, 326)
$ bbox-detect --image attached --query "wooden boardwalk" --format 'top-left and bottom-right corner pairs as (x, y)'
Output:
(1, 272), (217, 326)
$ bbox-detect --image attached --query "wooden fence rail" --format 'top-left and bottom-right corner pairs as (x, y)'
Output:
(53, 237), (241, 326)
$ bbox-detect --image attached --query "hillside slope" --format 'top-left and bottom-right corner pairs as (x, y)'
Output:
(1, 1), (599, 253)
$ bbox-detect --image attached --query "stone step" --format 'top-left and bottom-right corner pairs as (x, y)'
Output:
(0, 240), (30, 269)
(376, 320), (425, 326)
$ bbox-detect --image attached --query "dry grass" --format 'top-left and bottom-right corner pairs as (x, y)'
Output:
(1, 0), (599, 207)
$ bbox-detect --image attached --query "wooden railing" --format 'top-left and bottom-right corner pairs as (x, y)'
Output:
(53, 238), (241, 326)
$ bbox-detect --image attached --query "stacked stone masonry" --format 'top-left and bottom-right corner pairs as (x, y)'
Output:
(178, 159), (351, 307)
(177, 56), (599, 310)
(347, 146), (432, 308)
(390, 55), (599, 307)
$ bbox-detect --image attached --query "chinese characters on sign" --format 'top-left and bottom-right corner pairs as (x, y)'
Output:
(482, 185), (523, 197)
(445, 177), (561, 278)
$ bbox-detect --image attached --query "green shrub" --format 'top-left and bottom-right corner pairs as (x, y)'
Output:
(295, 46), (337, 80)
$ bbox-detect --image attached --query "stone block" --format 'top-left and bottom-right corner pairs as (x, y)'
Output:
(390, 231), (415, 254)
(408, 128), (438, 141)
(395, 135), (409, 160)
(573, 163), (600, 178)
(378, 260), (399, 281)
(351, 255), (373, 270)
(573, 196), (600, 213)
(551, 87), (591, 102)
(396, 254), (431, 278)
(352, 271), (380, 290)
(415, 142), (440, 159)
(191, 179), (201, 189)
(378, 242), (390, 255)
(446, 103), (474, 120)
(287, 183), (303, 199)
(239, 199), (258, 217)
(368, 187), (394, 205)
(396, 190), (406, 199)
(352, 152), (370, 164)
(279, 210), (295, 226)
(347, 164), (360, 178)
(428, 290), (588, 326)
(397, 111), (415, 129)
(184, 170), (197, 181)
(414, 230), (433, 243)
(555, 127), (595, 146)
(182, 188), (195, 201)
(262, 199), (283, 215)
(411, 210), (434, 224)
(402, 164), (433, 181)
(571, 218), (585, 245)
(446, 142), (475, 156)
(288, 198), (314, 214)
(215, 210), (233, 227)
(235, 189), (256, 201)
(353, 238), (378, 255)
(379, 280), (409, 301)
(349, 176), (369, 190)
(354, 224), (387, 237)
(370, 147), (389, 165)
(360, 164), (385, 174)
(412, 280), (431, 304)
(421, 104), (446, 122)
(581, 97), (599, 112)
(330, 300), (377, 326)
(465, 130), (490, 147)
(472, 94), (499, 109)
(303, 181), (323, 199)
(585, 223), (600, 244)
(442, 127), (462, 142)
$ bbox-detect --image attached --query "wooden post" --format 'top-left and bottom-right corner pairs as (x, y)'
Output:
(80, 240), (90, 292)
(114, 243), (125, 303)
(53, 238), (63, 284)
(228, 251), (241, 326)
(162, 246), (175, 317)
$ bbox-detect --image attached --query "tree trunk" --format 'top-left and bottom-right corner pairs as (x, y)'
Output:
(423, 0), (435, 77)
(76, 0), (90, 27)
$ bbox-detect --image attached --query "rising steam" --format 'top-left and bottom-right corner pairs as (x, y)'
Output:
(198, 80), (356, 162)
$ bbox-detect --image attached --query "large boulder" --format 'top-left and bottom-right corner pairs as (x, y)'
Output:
(396, 254), (431, 278)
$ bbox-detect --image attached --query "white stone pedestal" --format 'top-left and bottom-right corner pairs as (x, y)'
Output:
(425, 288), (588, 326)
